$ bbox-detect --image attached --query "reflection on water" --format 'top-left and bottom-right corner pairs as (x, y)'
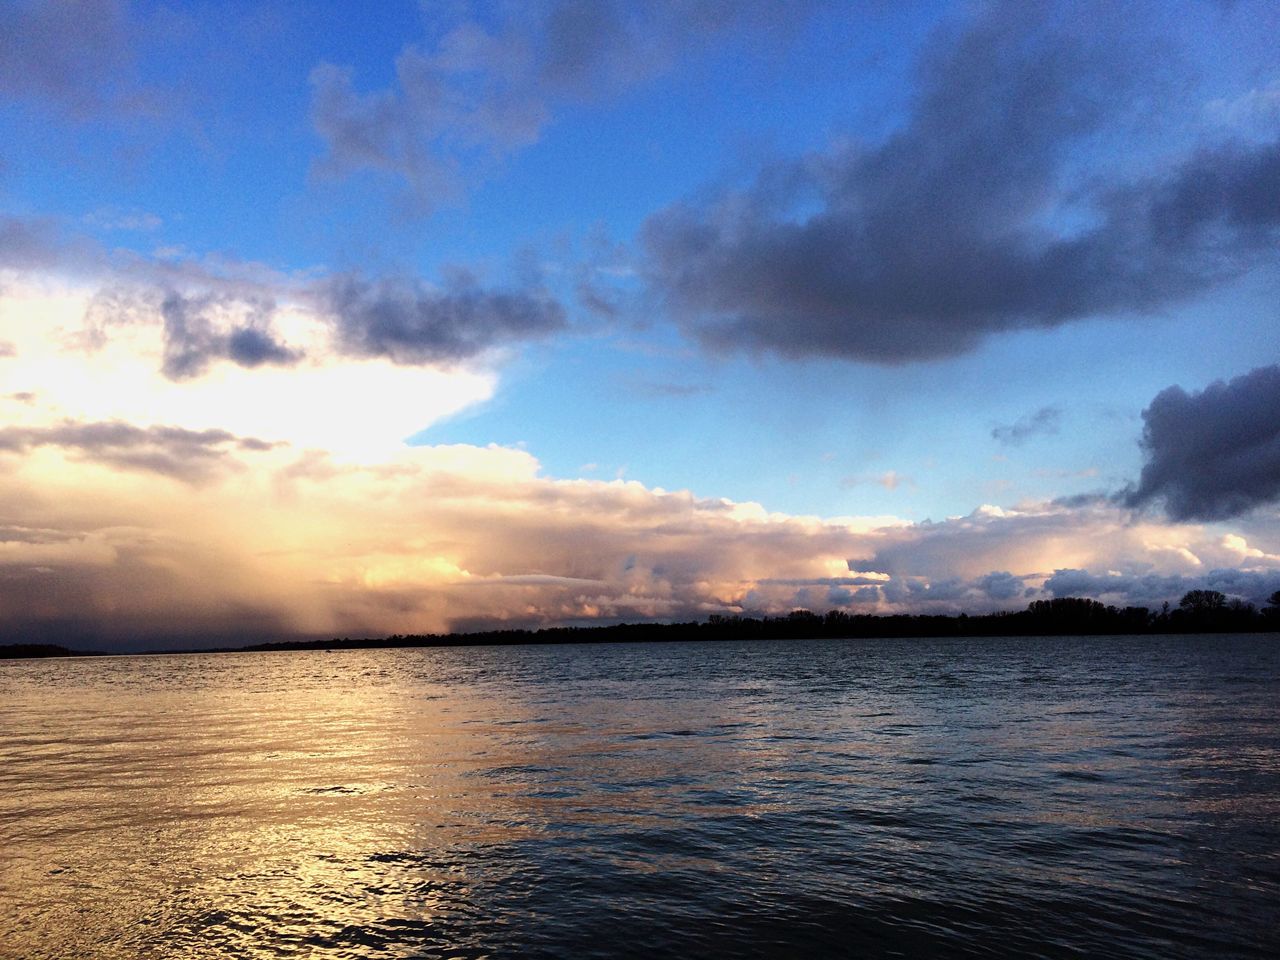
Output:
(1, 635), (1278, 958)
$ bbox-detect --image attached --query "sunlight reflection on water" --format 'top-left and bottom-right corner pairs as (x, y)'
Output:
(1, 635), (1278, 958)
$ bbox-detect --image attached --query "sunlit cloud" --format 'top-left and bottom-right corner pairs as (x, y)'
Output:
(5, 273), (1280, 649)
(0, 278), (496, 460)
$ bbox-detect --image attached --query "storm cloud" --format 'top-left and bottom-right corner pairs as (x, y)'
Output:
(325, 273), (566, 365)
(642, 2), (1280, 363)
(1125, 365), (1280, 521)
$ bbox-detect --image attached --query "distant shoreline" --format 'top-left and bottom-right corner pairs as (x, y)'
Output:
(3, 595), (1277, 659)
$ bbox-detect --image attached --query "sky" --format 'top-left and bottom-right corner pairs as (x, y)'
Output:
(1, 0), (1279, 650)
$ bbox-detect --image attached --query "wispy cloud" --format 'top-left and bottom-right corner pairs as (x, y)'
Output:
(0, 419), (280, 484)
(992, 406), (1061, 446)
(841, 470), (914, 491)
(83, 208), (163, 232)
(308, 1), (826, 206)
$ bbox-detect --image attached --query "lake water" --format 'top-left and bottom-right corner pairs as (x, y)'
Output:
(1, 635), (1278, 958)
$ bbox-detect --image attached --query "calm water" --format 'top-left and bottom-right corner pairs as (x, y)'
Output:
(1, 635), (1278, 959)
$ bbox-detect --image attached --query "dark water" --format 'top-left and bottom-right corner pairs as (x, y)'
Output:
(1, 635), (1278, 959)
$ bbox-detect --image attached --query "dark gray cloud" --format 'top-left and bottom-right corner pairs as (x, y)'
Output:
(642, 1), (1280, 363)
(325, 273), (566, 364)
(46, 252), (560, 373)
(869, 570), (1034, 609)
(1124, 365), (1280, 521)
(876, 574), (957, 605)
(992, 407), (1061, 446)
(309, 1), (823, 204)
(0, 0), (133, 115)
(159, 291), (301, 381)
(0, 420), (281, 484)
(1146, 139), (1280, 242)
(975, 570), (1026, 600)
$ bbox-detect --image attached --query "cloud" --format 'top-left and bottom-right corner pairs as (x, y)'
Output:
(3, 399), (1278, 648)
(1124, 364), (1280, 521)
(83, 207), (163, 232)
(1043, 566), (1280, 609)
(853, 499), (1245, 584)
(626, 379), (711, 399)
(4, 230), (564, 378)
(2, 280), (497, 460)
(324, 272), (566, 364)
(0, 213), (291, 294)
(852, 498), (1280, 611)
(1207, 80), (1280, 136)
(992, 406), (1061, 446)
(642, 1), (1280, 363)
(975, 570), (1026, 600)
(1144, 139), (1280, 242)
(159, 291), (302, 381)
(0, 215), (95, 272)
(0, 419), (279, 484)
(308, 1), (823, 204)
(0, 0), (134, 115)
(841, 470), (913, 491)
(0, 436), (887, 647)
(4, 272), (1280, 648)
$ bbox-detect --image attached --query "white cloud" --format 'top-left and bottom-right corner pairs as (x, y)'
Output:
(0, 278), (495, 460)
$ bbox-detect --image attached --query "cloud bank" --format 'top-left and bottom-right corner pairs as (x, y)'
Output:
(7, 430), (1276, 651)
(5, 279), (1279, 651)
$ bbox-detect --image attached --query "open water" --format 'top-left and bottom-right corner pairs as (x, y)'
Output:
(1, 634), (1278, 958)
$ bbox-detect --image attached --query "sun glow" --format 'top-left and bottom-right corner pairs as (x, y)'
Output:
(0, 281), (495, 460)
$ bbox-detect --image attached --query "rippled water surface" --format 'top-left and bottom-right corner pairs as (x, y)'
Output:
(2, 635), (1279, 958)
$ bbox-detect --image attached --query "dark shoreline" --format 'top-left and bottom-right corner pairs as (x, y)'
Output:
(4, 595), (1277, 659)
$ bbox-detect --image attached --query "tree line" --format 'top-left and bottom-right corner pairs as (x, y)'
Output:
(245, 590), (1280, 652)
(3, 590), (1277, 658)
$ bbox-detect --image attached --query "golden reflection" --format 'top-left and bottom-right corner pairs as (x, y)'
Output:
(3, 640), (1278, 958)
(0, 651), (524, 958)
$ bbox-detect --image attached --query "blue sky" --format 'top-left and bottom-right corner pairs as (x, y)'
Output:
(2, 0), (1279, 647)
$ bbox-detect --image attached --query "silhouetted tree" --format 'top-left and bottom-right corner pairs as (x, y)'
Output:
(1179, 589), (1227, 613)
(1263, 591), (1280, 627)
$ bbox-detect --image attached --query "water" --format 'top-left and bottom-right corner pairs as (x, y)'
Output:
(1, 635), (1278, 959)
